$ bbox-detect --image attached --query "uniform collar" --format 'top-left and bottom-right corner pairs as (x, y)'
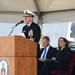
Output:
(27, 22), (32, 27)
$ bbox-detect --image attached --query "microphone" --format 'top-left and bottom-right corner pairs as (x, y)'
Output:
(15, 20), (24, 26)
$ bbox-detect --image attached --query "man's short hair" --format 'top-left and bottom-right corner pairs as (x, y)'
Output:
(42, 36), (50, 41)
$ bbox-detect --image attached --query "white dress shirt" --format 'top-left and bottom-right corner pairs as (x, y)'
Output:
(40, 45), (50, 59)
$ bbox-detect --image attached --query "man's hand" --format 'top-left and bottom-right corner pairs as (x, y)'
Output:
(51, 57), (56, 60)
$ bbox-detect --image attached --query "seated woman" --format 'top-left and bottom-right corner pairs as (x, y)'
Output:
(40, 37), (73, 75)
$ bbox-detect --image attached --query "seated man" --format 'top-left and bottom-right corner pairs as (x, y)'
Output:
(38, 36), (57, 73)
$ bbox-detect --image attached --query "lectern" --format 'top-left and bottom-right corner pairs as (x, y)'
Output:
(0, 36), (37, 75)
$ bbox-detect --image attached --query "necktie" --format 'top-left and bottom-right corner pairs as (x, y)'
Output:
(42, 48), (46, 58)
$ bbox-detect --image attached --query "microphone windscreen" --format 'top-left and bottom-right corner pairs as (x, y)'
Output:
(20, 20), (24, 23)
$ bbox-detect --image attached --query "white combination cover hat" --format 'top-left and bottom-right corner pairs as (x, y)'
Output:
(23, 10), (35, 17)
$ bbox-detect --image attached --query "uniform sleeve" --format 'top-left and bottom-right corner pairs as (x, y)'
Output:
(34, 24), (41, 43)
(22, 26), (24, 33)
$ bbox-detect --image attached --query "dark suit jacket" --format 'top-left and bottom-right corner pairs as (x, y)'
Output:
(49, 47), (72, 70)
(22, 22), (41, 43)
(39, 46), (57, 59)
(56, 47), (73, 64)
(47, 47), (73, 70)
(38, 46), (57, 72)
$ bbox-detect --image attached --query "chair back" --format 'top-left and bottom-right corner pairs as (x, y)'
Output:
(68, 54), (75, 73)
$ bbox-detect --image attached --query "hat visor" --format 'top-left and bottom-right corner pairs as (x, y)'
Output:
(23, 14), (33, 17)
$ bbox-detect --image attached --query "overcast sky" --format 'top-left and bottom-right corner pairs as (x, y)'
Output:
(0, 22), (74, 47)
(0, 23), (25, 36)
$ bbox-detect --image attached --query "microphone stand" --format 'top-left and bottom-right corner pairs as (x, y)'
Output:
(8, 20), (24, 36)
(8, 25), (16, 36)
